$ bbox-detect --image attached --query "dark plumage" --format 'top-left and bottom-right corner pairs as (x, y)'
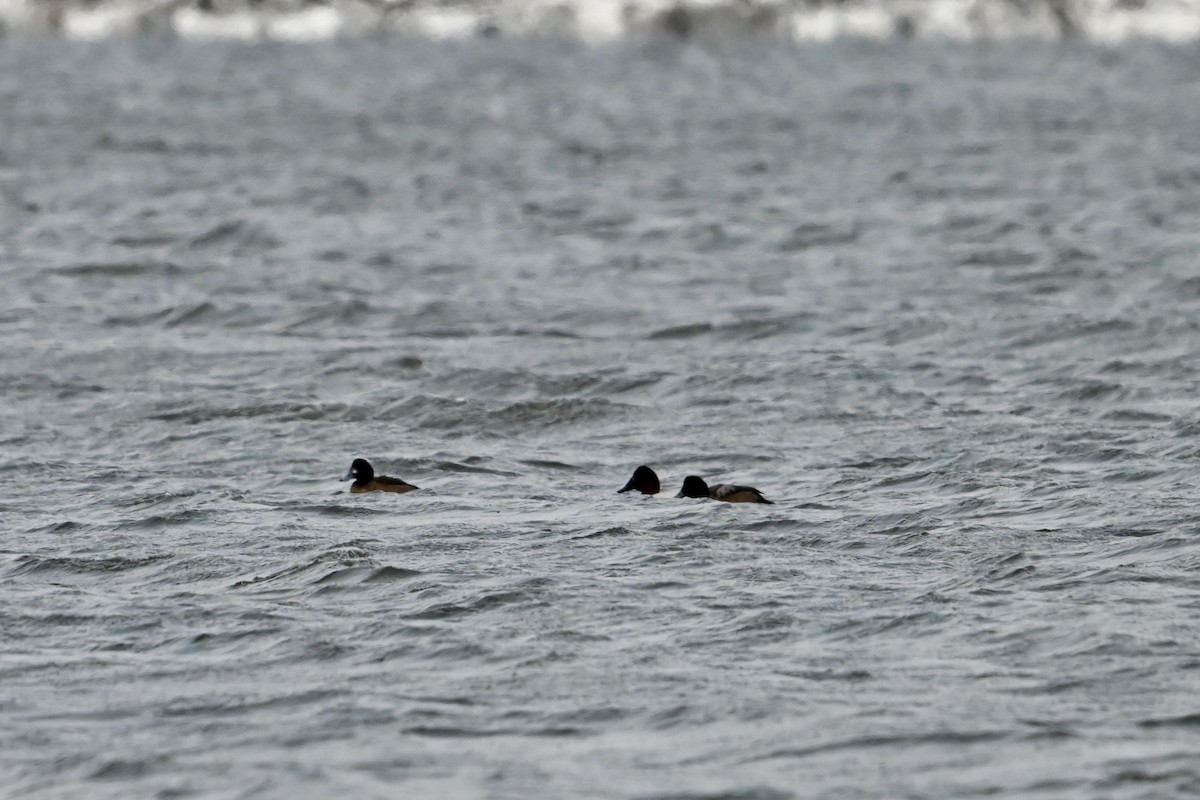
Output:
(675, 475), (773, 504)
(618, 465), (661, 495)
(341, 458), (419, 494)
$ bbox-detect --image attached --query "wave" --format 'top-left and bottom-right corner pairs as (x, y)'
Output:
(52, 261), (182, 278)
(379, 395), (635, 435)
(149, 399), (359, 424)
(6, 553), (173, 577)
(102, 300), (274, 330)
(231, 541), (421, 592)
(189, 220), (282, 254)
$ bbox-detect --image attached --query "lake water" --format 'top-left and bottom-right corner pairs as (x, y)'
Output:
(4, 37), (1200, 799)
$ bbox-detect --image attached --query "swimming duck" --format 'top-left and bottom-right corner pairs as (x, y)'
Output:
(342, 458), (419, 494)
(618, 465), (661, 495)
(675, 475), (773, 504)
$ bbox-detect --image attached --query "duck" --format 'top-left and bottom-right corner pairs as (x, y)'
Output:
(618, 465), (661, 495)
(675, 475), (773, 504)
(341, 458), (419, 494)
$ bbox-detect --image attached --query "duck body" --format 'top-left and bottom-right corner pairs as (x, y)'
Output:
(342, 458), (419, 494)
(618, 465), (661, 495)
(676, 475), (773, 504)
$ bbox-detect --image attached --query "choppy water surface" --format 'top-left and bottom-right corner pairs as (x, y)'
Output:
(4, 38), (1200, 799)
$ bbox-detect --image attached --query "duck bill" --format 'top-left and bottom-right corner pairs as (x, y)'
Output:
(617, 480), (636, 493)
(674, 490), (686, 498)
(341, 471), (354, 481)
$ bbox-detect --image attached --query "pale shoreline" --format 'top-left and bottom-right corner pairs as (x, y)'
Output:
(4, 0), (1200, 43)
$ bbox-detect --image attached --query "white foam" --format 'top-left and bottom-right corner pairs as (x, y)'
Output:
(265, 5), (342, 40)
(15, 0), (1200, 42)
(573, 0), (626, 41)
(0, 0), (26, 32)
(62, 0), (140, 39)
(400, 6), (482, 39)
(1085, 1), (1200, 43)
(172, 6), (261, 39)
(918, 0), (977, 40)
(790, 3), (896, 41)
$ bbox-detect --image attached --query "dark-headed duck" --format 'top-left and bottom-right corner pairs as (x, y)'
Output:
(618, 465), (661, 495)
(675, 475), (773, 504)
(342, 458), (419, 494)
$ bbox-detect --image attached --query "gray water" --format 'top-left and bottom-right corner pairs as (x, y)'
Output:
(4, 37), (1200, 799)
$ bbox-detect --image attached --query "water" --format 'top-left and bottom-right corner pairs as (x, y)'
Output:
(4, 37), (1200, 799)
